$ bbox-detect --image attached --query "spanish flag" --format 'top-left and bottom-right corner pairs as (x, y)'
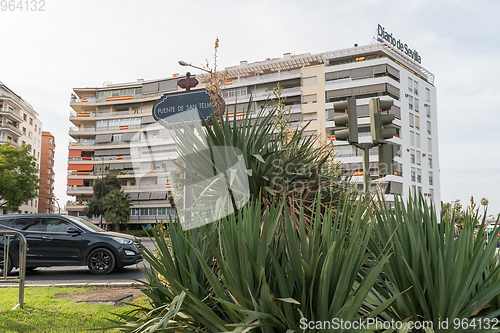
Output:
(226, 80), (233, 85)
(72, 142), (79, 146)
(327, 135), (336, 141)
(228, 112), (244, 118)
(117, 155), (123, 160)
(81, 98), (88, 102)
(119, 125), (128, 130)
(82, 157), (92, 160)
(394, 171), (399, 176)
(151, 169), (157, 173)
(72, 171), (90, 175)
(106, 96), (132, 102)
(173, 73), (178, 77)
(165, 183), (172, 188)
(76, 112), (90, 117)
(354, 171), (363, 176)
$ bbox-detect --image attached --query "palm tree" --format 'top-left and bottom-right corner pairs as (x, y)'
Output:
(102, 190), (132, 231)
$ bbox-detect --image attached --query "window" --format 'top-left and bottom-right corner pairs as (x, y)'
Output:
(408, 96), (413, 110)
(410, 149), (415, 164)
(48, 178), (51, 184)
(302, 94), (317, 104)
(414, 81), (418, 95)
(428, 156), (433, 168)
(429, 172), (434, 186)
(427, 121), (431, 134)
(427, 138), (432, 152)
(414, 98), (419, 112)
(426, 87), (430, 101)
(35, 124), (37, 131)
(409, 113), (414, 128)
(302, 76), (317, 86)
(23, 127), (26, 134)
(33, 149), (36, 156)
(46, 218), (73, 233)
(111, 133), (122, 142)
(47, 188), (51, 194)
(29, 131), (32, 139)
(430, 188), (434, 200)
(416, 151), (421, 165)
(426, 105), (431, 118)
(411, 167), (416, 182)
(48, 169), (51, 174)
(49, 149), (53, 155)
(408, 78), (413, 93)
(49, 139), (53, 145)
(410, 131), (415, 146)
(12, 217), (42, 231)
(417, 169), (422, 183)
(415, 115), (420, 130)
(29, 118), (33, 125)
(416, 133), (420, 148)
(23, 114), (27, 121)
(48, 158), (51, 165)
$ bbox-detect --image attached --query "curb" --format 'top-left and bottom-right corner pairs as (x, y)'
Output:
(0, 282), (143, 288)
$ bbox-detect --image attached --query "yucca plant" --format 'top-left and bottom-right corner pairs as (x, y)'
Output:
(109, 195), (394, 332)
(170, 97), (351, 232)
(366, 193), (500, 332)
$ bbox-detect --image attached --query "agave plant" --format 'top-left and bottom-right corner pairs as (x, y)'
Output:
(108, 195), (394, 332)
(169, 97), (351, 232)
(366, 194), (500, 332)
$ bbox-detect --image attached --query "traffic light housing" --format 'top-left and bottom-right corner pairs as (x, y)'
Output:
(369, 98), (396, 144)
(378, 143), (397, 176)
(333, 97), (358, 143)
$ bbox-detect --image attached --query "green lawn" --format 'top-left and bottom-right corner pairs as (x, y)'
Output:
(0, 287), (148, 333)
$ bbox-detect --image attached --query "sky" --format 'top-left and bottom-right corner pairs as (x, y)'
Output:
(1, 0), (499, 216)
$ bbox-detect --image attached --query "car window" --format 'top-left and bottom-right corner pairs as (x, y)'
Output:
(45, 218), (73, 233)
(0, 218), (15, 229)
(12, 218), (42, 231)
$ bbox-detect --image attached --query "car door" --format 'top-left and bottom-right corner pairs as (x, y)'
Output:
(39, 217), (85, 265)
(10, 217), (44, 265)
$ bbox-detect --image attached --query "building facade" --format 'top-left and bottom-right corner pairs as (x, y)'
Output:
(38, 131), (56, 213)
(66, 79), (179, 225)
(221, 42), (440, 206)
(0, 81), (42, 215)
(67, 41), (441, 224)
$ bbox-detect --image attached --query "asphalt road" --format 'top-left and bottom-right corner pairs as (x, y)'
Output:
(2, 238), (156, 287)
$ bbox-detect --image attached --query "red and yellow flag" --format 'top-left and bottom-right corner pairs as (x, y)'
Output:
(106, 96), (132, 102)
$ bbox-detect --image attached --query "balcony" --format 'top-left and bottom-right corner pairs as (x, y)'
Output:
(233, 69), (302, 85)
(69, 109), (145, 118)
(0, 107), (23, 122)
(0, 121), (22, 135)
(70, 94), (146, 104)
(0, 136), (20, 147)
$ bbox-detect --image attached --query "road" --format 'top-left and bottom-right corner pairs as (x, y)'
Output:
(2, 238), (156, 287)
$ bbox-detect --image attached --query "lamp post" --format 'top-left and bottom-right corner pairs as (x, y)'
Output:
(95, 156), (105, 228)
(178, 61), (212, 74)
(52, 196), (61, 214)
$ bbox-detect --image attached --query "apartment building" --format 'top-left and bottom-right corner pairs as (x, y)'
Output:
(67, 79), (179, 225)
(221, 42), (440, 206)
(0, 81), (43, 214)
(38, 131), (56, 213)
(67, 41), (441, 224)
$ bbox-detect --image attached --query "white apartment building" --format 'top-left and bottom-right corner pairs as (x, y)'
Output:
(0, 81), (43, 214)
(67, 40), (440, 224)
(67, 79), (179, 226)
(221, 42), (440, 207)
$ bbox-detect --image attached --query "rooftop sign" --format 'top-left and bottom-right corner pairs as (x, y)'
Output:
(377, 24), (422, 64)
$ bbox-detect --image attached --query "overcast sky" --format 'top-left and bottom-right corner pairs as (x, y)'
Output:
(1, 0), (499, 216)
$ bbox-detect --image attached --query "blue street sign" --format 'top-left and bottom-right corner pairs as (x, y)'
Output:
(152, 89), (212, 125)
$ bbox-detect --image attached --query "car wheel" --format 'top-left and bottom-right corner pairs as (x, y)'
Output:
(87, 248), (115, 275)
(0, 250), (13, 276)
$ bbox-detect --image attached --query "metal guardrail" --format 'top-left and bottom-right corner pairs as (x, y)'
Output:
(1, 230), (27, 310)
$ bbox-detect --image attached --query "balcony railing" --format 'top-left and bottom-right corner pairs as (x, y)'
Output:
(0, 107), (22, 120)
(0, 137), (20, 147)
(70, 109), (145, 118)
(0, 122), (22, 134)
(233, 69), (301, 85)
(67, 184), (169, 192)
(70, 94), (145, 104)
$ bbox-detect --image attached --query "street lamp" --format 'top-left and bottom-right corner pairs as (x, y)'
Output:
(178, 60), (212, 74)
(52, 196), (61, 214)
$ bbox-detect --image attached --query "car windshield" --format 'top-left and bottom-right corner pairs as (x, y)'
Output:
(64, 215), (106, 233)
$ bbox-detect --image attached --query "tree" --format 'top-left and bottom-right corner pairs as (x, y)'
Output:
(0, 143), (39, 211)
(83, 174), (121, 220)
(102, 190), (132, 231)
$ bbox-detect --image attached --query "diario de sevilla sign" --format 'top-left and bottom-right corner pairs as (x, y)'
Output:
(152, 89), (212, 126)
(377, 24), (422, 64)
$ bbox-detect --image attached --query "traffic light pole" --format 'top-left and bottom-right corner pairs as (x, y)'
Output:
(357, 143), (375, 193)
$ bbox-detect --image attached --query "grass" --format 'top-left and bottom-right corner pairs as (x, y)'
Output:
(0, 287), (149, 333)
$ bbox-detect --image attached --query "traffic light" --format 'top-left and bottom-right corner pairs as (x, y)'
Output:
(333, 96), (358, 143)
(369, 98), (396, 144)
(378, 143), (397, 176)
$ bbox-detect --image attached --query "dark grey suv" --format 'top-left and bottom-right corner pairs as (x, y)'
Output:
(0, 214), (142, 275)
